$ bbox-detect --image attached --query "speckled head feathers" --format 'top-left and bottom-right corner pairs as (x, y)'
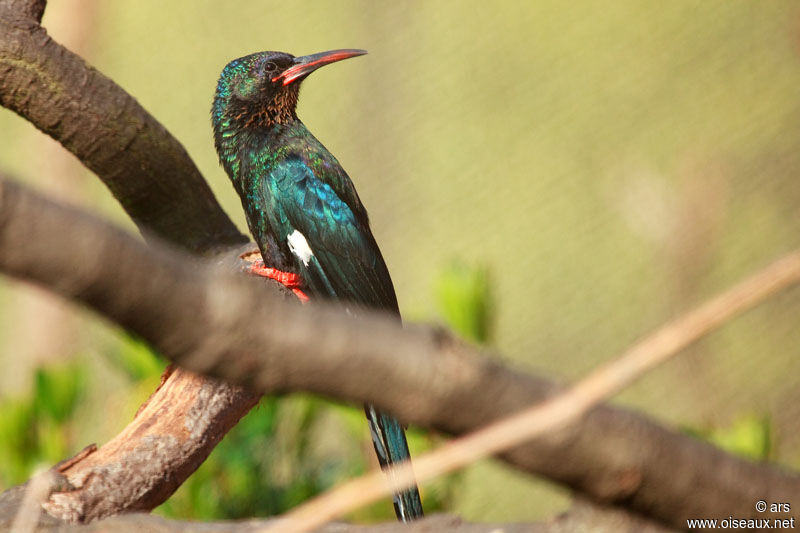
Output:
(211, 49), (367, 185)
(211, 49), (366, 134)
(212, 51), (299, 133)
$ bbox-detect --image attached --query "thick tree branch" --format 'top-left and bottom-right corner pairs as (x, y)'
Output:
(42, 367), (261, 523)
(0, 2), (260, 521)
(0, 0), (245, 251)
(277, 245), (800, 531)
(1, 0), (44, 25)
(1, 177), (798, 530)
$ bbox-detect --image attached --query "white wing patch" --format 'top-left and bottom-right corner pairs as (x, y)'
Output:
(287, 229), (314, 266)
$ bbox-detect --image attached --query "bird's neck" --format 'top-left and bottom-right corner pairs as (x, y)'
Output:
(212, 84), (303, 171)
(214, 117), (311, 179)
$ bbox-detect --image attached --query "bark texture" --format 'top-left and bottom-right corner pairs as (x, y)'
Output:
(0, 0), (246, 251)
(0, 0), (257, 520)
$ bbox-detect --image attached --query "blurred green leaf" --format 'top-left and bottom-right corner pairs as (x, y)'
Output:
(156, 396), (346, 520)
(32, 362), (85, 423)
(685, 414), (772, 461)
(112, 335), (167, 381)
(0, 361), (88, 488)
(0, 399), (35, 485)
(434, 261), (493, 344)
(36, 417), (68, 464)
(0, 399), (33, 455)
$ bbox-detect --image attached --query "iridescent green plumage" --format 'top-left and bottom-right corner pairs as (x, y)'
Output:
(211, 50), (422, 521)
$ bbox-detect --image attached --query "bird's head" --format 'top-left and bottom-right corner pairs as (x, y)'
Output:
(212, 49), (367, 132)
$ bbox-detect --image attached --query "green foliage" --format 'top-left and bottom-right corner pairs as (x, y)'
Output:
(0, 361), (87, 488)
(106, 335), (359, 519)
(111, 335), (168, 381)
(108, 336), (384, 520)
(685, 414), (773, 461)
(434, 261), (492, 344)
(0, 263), (489, 516)
(33, 364), (86, 422)
(0, 399), (35, 485)
(156, 395), (364, 519)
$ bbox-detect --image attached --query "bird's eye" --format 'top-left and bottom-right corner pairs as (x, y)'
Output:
(264, 62), (278, 72)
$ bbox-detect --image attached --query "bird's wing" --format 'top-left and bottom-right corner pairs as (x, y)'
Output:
(266, 159), (422, 520)
(265, 158), (398, 312)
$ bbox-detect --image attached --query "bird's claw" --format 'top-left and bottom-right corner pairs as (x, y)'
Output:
(247, 261), (310, 303)
(248, 261), (302, 286)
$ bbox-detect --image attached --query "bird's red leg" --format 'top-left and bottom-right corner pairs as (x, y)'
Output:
(247, 260), (310, 303)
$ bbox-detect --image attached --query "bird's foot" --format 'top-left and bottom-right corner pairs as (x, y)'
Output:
(247, 261), (309, 303)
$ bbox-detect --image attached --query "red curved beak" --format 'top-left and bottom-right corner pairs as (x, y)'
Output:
(272, 49), (367, 86)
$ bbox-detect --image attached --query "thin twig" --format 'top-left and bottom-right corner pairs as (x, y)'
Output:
(267, 250), (800, 532)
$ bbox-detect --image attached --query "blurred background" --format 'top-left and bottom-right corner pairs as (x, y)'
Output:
(1, 0), (800, 524)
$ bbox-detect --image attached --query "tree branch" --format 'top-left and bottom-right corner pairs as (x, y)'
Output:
(275, 245), (800, 531)
(0, 0), (245, 251)
(0, 2), (261, 521)
(42, 367), (261, 523)
(0, 0), (44, 25)
(1, 176), (798, 530)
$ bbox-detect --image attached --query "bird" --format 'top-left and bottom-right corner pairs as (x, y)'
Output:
(211, 49), (424, 522)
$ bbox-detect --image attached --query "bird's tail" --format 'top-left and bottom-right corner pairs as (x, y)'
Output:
(365, 405), (424, 521)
